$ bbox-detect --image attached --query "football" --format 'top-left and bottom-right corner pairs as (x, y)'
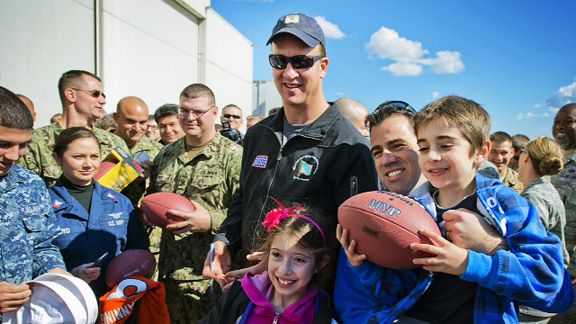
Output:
(105, 249), (156, 288)
(338, 191), (440, 269)
(141, 192), (196, 227)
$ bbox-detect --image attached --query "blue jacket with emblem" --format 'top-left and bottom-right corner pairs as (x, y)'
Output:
(49, 179), (148, 297)
(334, 174), (574, 323)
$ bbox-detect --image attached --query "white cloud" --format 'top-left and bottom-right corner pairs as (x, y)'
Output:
(315, 16), (345, 40)
(367, 27), (427, 62)
(515, 112), (550, 120)
(546, 80), (576, 108)
(425, 51), (465, 74)
(382, 62), (422, 77)
(518, 79), (576, 120)
(366, 27), (464, 77)
(432, 91), (440, 99)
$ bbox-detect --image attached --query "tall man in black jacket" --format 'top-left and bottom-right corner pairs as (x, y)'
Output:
(204, 13), (378, 285)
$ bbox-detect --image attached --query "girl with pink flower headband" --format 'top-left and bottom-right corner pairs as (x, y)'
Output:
(201, 200), (334, 323)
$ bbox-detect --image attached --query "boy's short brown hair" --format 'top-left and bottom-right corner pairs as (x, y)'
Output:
(413, 95), (491, 155)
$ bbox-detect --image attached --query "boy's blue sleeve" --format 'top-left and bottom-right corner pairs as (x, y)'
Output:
(461, 189), (574, 313)
(334, 248), (420, 323)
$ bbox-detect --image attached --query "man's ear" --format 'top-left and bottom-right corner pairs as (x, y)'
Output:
(315, 255), (330, 273)
(64, 88), (77, 103)
(319, 57), (329, 79)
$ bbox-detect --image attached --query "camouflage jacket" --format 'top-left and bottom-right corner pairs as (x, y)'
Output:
(552, 149), (576, 276)
(130, 135), (163, 160)
(147, 134), (242, 293)
(122, 136), (164, 205)
(0, 165), (65, 284)
(501, 167), (524, 193)
(18, 122), (130, 187)
(522, 176), (569, 266)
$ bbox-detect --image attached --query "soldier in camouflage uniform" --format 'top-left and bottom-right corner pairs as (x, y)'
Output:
(516, 137), (568, 323)
(489, 131), (524, 193)
(17, 70), (129, 187)
(147, 84), (241, 323)
(0, 86), (66, 314)
(113, 96), (164, 278)
(550, 103), (576, 324)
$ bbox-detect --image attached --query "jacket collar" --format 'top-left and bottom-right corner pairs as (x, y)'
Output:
(51, 179), (117, 220)
(259, 102), (340, 141)
(0, 165), (27, 192)
(175, 134), (224, 164)
(241, 272), (320, 322)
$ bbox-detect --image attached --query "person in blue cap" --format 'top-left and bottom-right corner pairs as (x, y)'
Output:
(205, 13), (378, 291)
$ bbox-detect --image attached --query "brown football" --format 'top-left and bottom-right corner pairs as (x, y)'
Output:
(105, 249), (156, 288)
(141, 192), (195, 228)
(338, 191), (440, 269)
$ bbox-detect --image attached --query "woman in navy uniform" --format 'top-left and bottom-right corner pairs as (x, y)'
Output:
(49, 127), (147, 297)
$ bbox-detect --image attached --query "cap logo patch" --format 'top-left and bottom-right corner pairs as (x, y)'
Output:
(284, 15), (300, 24)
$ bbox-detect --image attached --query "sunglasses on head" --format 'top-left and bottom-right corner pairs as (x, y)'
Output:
(269, 54), (324, 69)
(223, 113), (242, 119)
(374, 100), (416, 114)
(72, 88), (106, 99)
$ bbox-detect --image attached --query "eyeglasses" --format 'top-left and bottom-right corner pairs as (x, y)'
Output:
(374, 100), (416, 114)
(520, 147), (527, 154)
(223, 113), (242, 119)
(72, 88), (106, 99)
(178, 106), (215, 119)
(269, 54), (324, 69)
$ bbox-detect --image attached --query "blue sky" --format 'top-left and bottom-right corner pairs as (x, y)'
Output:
(212, 0), (576, 139)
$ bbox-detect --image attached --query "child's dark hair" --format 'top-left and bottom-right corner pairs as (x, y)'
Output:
(255, 201), (334, 289)
(54, 127), (100, 158)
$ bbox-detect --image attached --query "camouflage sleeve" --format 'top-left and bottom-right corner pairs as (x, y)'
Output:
(210, 146), (242, 233)
(17, 139), (41, 175)
(521, 191), (554, 230)
(31, 180), (66, 276)
(146, 147), (167, 196)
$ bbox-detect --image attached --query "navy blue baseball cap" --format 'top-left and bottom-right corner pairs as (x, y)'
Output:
(266, 13), (326, 48)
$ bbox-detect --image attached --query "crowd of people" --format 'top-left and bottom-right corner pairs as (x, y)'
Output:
(1, 12), (575, 324)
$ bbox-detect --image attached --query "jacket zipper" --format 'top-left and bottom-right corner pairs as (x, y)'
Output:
(273, 312), (280, 324)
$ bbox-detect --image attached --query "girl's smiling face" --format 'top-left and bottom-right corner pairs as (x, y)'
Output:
(268, 232), (320, 310)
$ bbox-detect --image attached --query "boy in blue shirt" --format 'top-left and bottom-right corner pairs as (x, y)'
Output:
(335, 95), (573, 323)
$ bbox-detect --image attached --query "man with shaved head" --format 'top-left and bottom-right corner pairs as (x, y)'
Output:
(113, 96), (163, 273)
(113, 96), (162, 202)
(114, 96), (162, 156)
(335, 97), (370, 138)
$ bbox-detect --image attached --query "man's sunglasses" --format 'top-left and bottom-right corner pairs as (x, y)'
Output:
(269, 54), (324, 69)
(374, 100), (416, 114)
(223, 114), (242, 119)
(72, 88), (106, 99)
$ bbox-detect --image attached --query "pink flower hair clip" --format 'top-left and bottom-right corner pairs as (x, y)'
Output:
(262, 198), (327, 245)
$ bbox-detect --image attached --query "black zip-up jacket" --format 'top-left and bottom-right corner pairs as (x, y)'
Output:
(217, 103), (378, 260)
